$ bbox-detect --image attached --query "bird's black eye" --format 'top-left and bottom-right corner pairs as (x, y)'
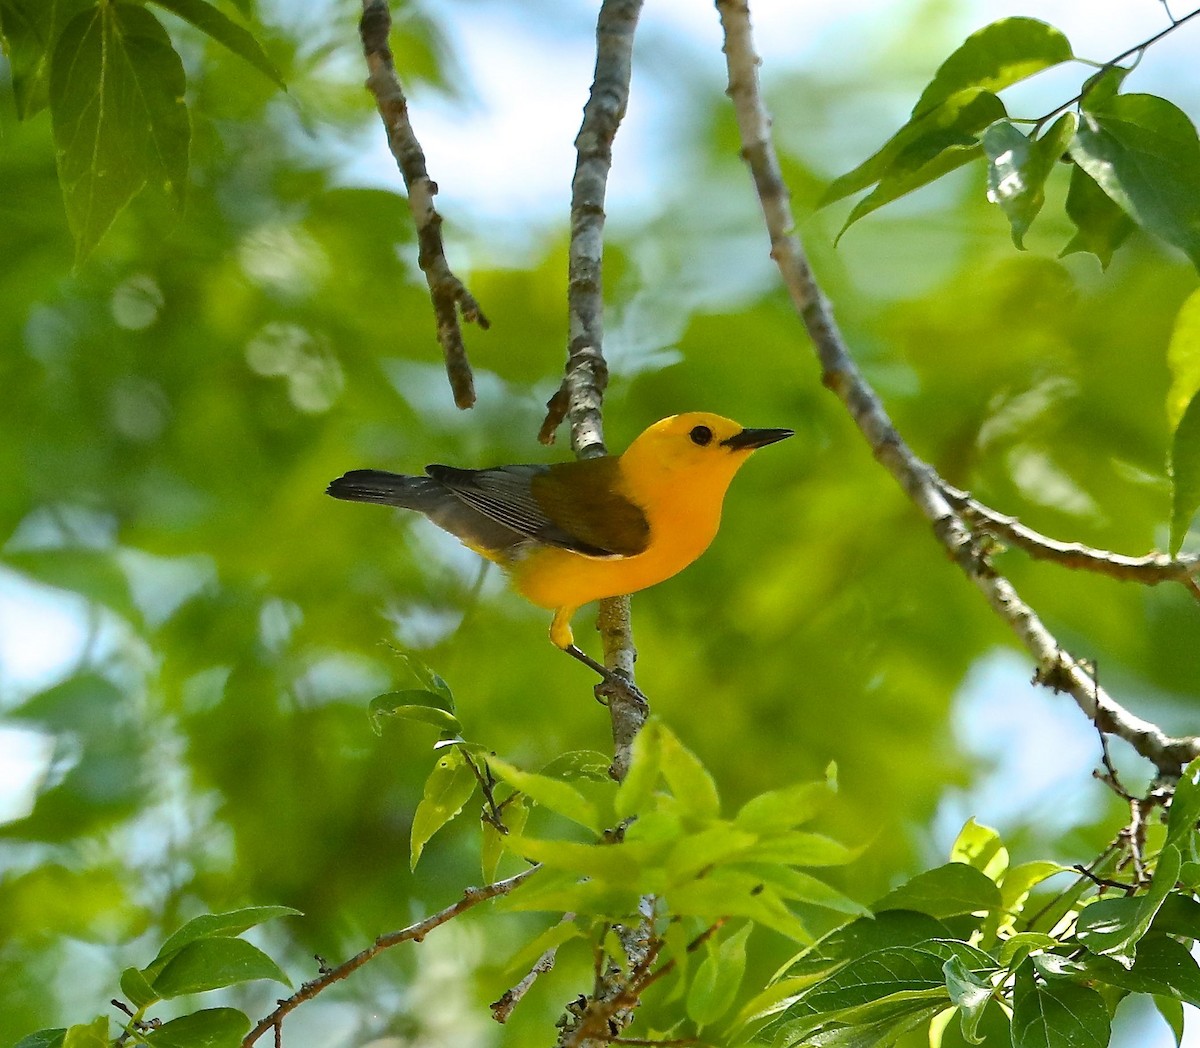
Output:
(689, 425), (713, 447)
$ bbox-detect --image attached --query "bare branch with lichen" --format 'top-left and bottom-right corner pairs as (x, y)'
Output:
(359, 0), (487, 410)
(714, 0), (1200, 778)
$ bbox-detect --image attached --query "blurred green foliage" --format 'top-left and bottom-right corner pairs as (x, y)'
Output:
(2, 1), (1200, 1046)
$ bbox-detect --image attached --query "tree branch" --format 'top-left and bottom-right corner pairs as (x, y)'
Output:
(938, 479), (1200, 595)
(241, 866), (538, 1046)
(359, 0), (487, 410)
(714, 0), (1200, 778)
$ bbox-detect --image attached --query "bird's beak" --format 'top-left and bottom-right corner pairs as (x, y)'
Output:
(721, 427), (794, 451)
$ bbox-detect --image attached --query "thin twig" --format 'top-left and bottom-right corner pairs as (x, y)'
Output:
(359, 0), (487, 410)
(714, 0), (1200, 779)
(940, 480), (1200, 591)
(1071, 863), (1137, 894)
(241, 866), (538, 1046)
(1033, 5), (1200, 127)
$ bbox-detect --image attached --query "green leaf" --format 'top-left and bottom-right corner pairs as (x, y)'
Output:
(1167, 293), (1200, 432)
(151, 936), (291, 998)
(538, 749), (613, 783)
(687, 922), (751, 1029)
(982, 114), (1074, 247)
(787, 940), (994, 1021)
(614, 718), (663, 819)
(1151, 892), (1200, 937)
(872, 862), (1002, 918)
(788, 911), (953, 976)
(120, 963), (160, 1008)
(823, 88), (1004, 209)
(942, 955), (992, 1044)
(389, 650), (455, 708)
(774, 1000), (942, 1048)
(143, 1008), (251, 1048)
(152, 906), (301, 966)
(1011, 960), (1109, 1048)
(658, 724), (720, 821)
(505, 832), (662, 884)
(410, 748), (478, 869)
(62, 1018), (108, 1048)
(486, 754), (601, 833)
(734, 779), (835, 834)
(741, 830), (858, 867)
(503, 917), (583, 978)
(1156, 994), (1186, 1048)
(912, 17), (1072, 116)
(13, 1031), (68, 1048)
(1166, 755), (1200, 856)
(1060, 162), (1134, 267)
(50, 3), (190, 262)
(1069, 94), (1200, 270)
(665, 822), (758, 881)
(1076, 845), (1181, 967)
(1166, 298), (1200, 554)
(0, 0), (96, 117)
(1078, 933), (1200, 1007)
(482, 794), (526, 882)
(1170, 394), (1200, 555)
(998, 932), (1060, 968)
(740, 863), (871, 917)
(1080, 63), (1132, 110)
(948, 819), (1008, 881)
(147, 0), (283, 87)
(667, 872), (811, 942)
(500, 868), (642, 919)
(368, 690), (461, 736)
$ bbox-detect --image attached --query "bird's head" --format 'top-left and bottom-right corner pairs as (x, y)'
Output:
(620, 412), (793, 494)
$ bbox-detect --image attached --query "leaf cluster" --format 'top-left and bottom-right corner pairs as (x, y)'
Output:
(743, 763), (1200, 1048)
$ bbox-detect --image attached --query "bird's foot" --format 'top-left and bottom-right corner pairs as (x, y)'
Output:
(563, 644), (649, 710)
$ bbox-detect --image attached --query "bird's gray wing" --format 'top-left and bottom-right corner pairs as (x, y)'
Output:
(425, 463), (636, 557)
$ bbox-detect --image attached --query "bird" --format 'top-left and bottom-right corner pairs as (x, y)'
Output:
(327, 412), (793, 687)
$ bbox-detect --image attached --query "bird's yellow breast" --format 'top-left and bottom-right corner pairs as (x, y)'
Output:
(510, 454), (729, 612)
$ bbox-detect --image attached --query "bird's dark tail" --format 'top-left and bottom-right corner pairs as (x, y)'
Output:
(326, 469), (441, 509)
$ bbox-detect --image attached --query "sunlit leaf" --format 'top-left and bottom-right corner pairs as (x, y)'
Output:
(410, 748), (478, 869)
(948, 819), (1008, 881)
(658, 723), (720, 821)
(687, 922), (751, 1029)
(486, 754), (602, 833)
(982, 114), (1074, 247)
(61, 1019), (108, 1048)
(912, 17), (1072, 116)
(1169, 394), (1200, 554)
(823, 88), (1004, 209)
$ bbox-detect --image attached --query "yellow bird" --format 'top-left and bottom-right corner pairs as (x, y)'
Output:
(327, 412), (792, 681)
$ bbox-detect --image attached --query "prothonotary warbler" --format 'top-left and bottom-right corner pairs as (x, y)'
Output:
(327, 412), (792, 684)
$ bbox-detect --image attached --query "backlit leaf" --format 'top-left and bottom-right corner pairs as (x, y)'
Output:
(50, 3), (189, 261)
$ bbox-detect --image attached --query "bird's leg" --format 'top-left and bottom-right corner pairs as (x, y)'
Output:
(563, 644), (649, 710)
